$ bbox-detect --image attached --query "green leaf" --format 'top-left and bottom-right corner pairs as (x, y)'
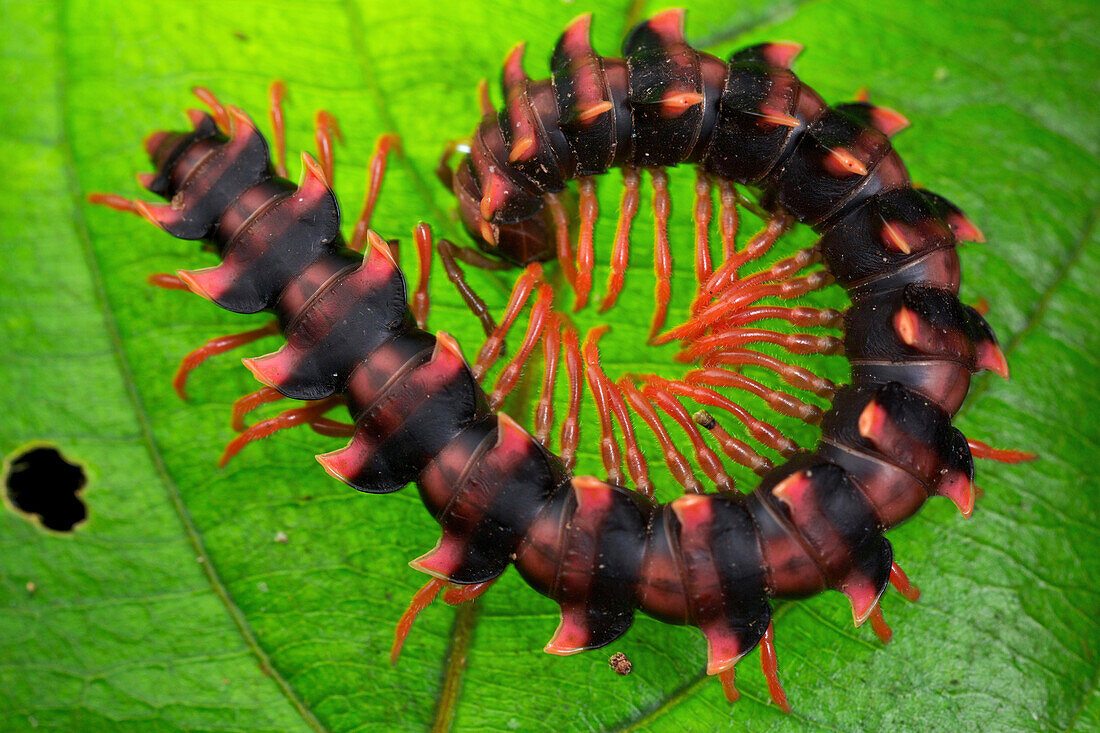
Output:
(2, 0), (1097, 731)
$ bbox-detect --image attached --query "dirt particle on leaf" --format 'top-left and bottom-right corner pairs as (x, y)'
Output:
(274, 531), (289, 544)
(25, 582), (36, 595)
(609, 652), (633, 675)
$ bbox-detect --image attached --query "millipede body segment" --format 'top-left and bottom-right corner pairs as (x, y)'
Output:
(94, 8), (1032, 710)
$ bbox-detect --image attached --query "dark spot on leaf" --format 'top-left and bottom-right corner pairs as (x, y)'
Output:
(4, 447), (87, 532)
(233, 30), (249, 42)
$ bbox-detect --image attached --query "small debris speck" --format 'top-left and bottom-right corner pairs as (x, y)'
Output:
(609, 651), (633, 675)
(197, 556), (205, 563)
(257, 582), (269, 593)
(25, 582), (36, 595)
(274, 531), (289, 544)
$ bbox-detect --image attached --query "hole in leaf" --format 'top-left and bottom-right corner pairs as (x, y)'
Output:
(4, 447), (87, 532)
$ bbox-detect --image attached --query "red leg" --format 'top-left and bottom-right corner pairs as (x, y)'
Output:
(739, 245), (822, 286)
(967, 438), (1037, 463)
(653, 376), (800, 457)
(411, 222), (433, 329)
(559, 325), (583, 472)
(617, 378), (703, 494)
(307, 416), (355, 438)
(674, 247), (824, 342)
(868, 603), (893, 644)
(446, 241), (514, 270)
(435, 139), (464, 190)
(534, 314), (562, 448)
(192, 86), (231, 133)
(387, 240), (403, 269)
(438, 239), (497, 338)
(692, 410), (772, 476)
(732, 188), (772, 221)
(717, 305), (844, 330)
(545, 192), (578, 291)
(759, 622), (791, 714)
(717, 178), (739, 275)
(351, 133), (400, 252)
(584, 328), (653, 496)
(390, 577), (446, 665)
(473, 263), (542, 380)
(694, 169), (714, 289)
(489, 284), (554, 410)
(314, 110), (342, 187)
(147, 272), (190, 290)
(639, 381), (732, 492)
(443, 579), (496, 606)
(708, 242), (822, 305)
(218, 396), (344, 467)
(572, 177), (598, 309)
(268, 80), (289, 178)
(231, 386), (285, 432)
(581, 326), (625, 487)
(173, 320), (280, 400)
(695, 305), (840, 345)
(678, 328), (843, 364)
(648, 168), (673, 342)
(86, 192), (143, 216)
(695, 211), (792, 310)
(599, 166), (640, 313)
(710, 246), (824, 308)
(718, 667), (740, 703)
(686, 368), (824, 423)
(683, 273), (836, 342)
(889, 560), (921, 602)
(703, 348), (836, 398)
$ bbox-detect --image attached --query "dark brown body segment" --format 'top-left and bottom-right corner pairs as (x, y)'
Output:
(129, 9), (1010, 686)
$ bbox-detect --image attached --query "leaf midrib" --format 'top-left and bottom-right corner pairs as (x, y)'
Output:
(55, 0), (328, 728)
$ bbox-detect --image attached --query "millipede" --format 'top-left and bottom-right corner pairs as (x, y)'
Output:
(90, 9), (1036, 711)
